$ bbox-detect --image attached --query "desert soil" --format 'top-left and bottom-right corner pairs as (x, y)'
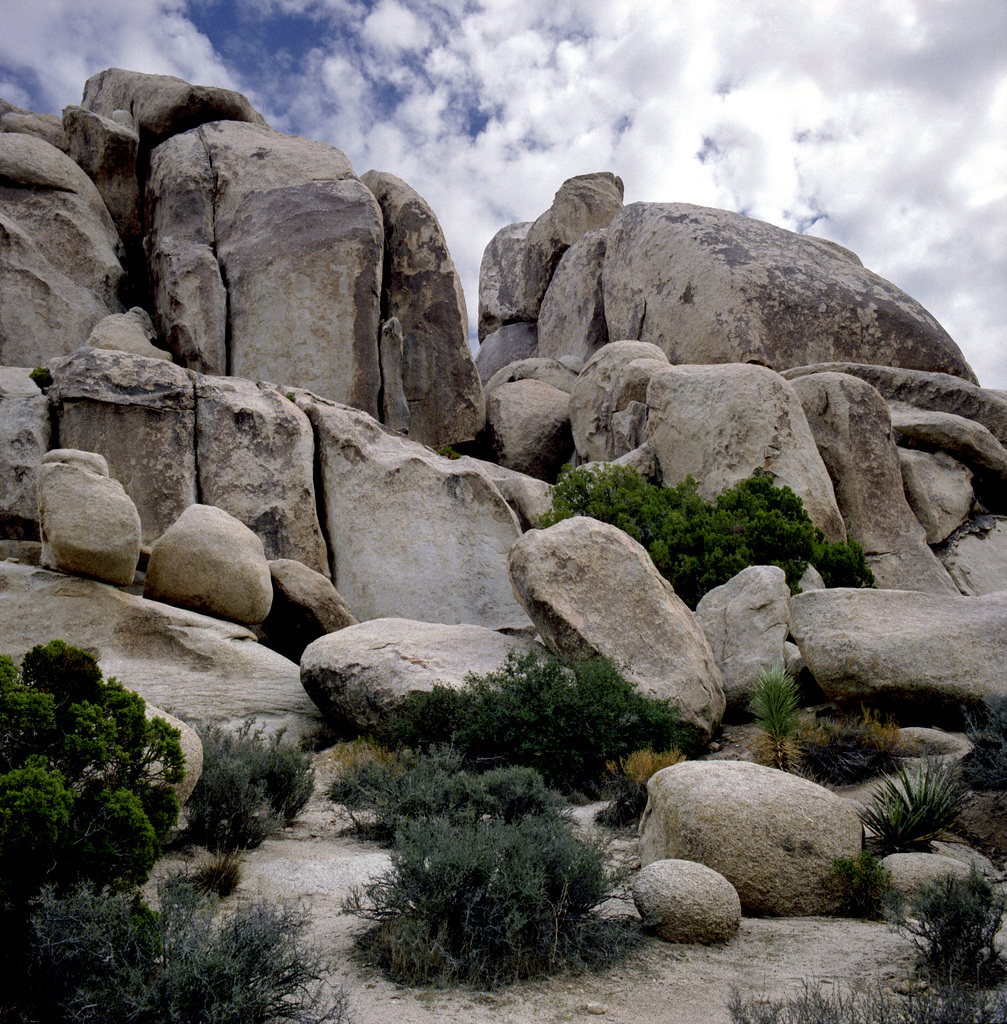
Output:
(145, 726), (1007, 1024)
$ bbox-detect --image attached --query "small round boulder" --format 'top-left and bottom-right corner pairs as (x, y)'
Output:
(632, 859), (741, 943)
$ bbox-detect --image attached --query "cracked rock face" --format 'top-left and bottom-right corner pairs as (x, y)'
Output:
(146, 120), (383, 416)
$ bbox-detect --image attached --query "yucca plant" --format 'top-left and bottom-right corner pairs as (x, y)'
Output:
(861, 760), (967, 854)
(749, 663), (802, 772)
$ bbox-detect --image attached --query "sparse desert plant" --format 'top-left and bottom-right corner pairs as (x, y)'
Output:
(190, 848), (243, 897)
(749, 663), (802, 773)
(184, 721), (314, 851)
(595, 747), (685, 827)
(962, 695), (1007, 791)
(346, 812), (637, 988)
(894, 865), (1007, 988)
(861, 761), (967, 854)
(825, 851), (894, 920)
(800, 708), (910, 785)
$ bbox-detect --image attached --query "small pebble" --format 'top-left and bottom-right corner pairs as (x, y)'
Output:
(585, 1003), (607, 1015)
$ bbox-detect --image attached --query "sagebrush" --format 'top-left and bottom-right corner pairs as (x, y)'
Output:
(824, 851), (893, 920)
(962, 696), (1007, 791)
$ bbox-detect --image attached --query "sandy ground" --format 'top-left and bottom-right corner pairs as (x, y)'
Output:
(145, 742), (988, 1024)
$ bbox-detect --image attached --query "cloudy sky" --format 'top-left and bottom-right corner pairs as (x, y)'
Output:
(3, 0), (1005, 387)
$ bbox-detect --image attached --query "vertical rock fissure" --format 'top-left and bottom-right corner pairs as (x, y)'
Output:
(198, 127), (232, 377)
(190, 374), (203, 506)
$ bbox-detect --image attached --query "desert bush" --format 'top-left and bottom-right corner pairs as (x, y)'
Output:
(368, 684), (471, 752)
(13, 880), (351, 1024)
(190, 848), (244, 897)
(0, 640), (184, 909)
(861, 761), (967, 854)
(595, 747), (685, 827)
(540, 465), (874, 608)
(800, 709), (910, 785)
(962, 695), (1007, 791)
(750, 663), (802, 773)
(825, 851), (893, 920)
(727, 979), (1007, 1023)
(329, 746), (563, 842)
(184, 721), (314, 851)
(894, 865), (1007, 988)
(346, 812), (637, 988)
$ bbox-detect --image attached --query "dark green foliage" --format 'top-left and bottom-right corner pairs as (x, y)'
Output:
(0, 641), (184, 907)
(452, 652), (697, 795)
(10, 881), (351, 1024)
(184, 721), (315, 851)
(749, 663), (802, 773)
(895, 866), (1007, 988)
(861, 761), (967, 854)
(541, 464), (874, 608)
(727, 980), (1007, 1023)
(825, 851), (893, 920)
(29, 366), (52, 389)
(346, 812), (637, 988)
(594, 769), (649, 828)
(962, 696), (1007, 790)
(329, 746), (563, 842)
(800, 711), (910, 785)
(369, 684), (470, 752)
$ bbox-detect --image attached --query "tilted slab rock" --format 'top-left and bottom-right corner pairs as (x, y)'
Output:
(644, 363), (847, 543)
(0, 368), (50, 539)
(196, 376), (329, 575)
(632, 859), (741, 944)
(477, 221), (532, 340)
(640, 760), (862, 916)
(790, 372), (957, 594)
(521, 172), (623, 318)
(1, 102), (68, 151)
(482, 379), (572, 482)
(474, 322), (539, 383)
(38, 448), (140, 586)
(899, 449), (974, 545)
(569, 340), (668, 464)
(508, 516), (725, 741)
(783, 362), (1007, 447)
(455, 456), (554, 531)
(604, 203), (976, 382)
(86, 308), (171, 360)
(936, 516), (1007, 597)
(80, 67), (266, 144)
(48, 348), (196, 544)
(485, 357), (578, 396)
(300, 618), (543, 732)
(0, 133), (125, 365)
(695, 565), (791, 716)
(299, 394), (528, 629)
(147, 120), (383, 415)
(789, 588), (1007, 716)
(537, 228), (609, 364)
(888, 402), (1007, 508)
(361, 170), (484, 446)
(0, 561), (321, 740)
(144, 504), (273, 626)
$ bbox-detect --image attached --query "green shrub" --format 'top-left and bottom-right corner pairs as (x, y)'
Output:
(13, 881), (351, 1024)
(346, 812), (637, 988)
(962, 695), (1007, 791)
(861, 761), (967, 854)
(329, 746), (563, 842)
(799, 709), (910, 785)
(0, 641), (184, 908)
(825, 851), (893, 920)
(749, 663), (802, 773)
(895, 866), (1007, 988)
(29, 366), (52, 389)
(184, 721), (314, 851)
(540, 464), (874, 608)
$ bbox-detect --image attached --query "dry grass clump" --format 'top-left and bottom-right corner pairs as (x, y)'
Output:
(799, 707), (910, 785)
(595, 746), (685, 827)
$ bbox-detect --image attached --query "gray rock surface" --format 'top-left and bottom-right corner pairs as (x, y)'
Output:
(475, 323), (539, 383)
(144, 504), (273, 626)
(37, 448), (141, 585)
(936, 516), (1007, 596)
(484, 357), (578, 396)
(695, 566), (791, 715)
(603, 203), (977, 382)
(789, 588), (1007, 716)
(0, 132), (125, 365)
(632, 859), (741, 944)
(300, 618), (543, 732)
(477, 221), (531, 341)
(361, 170), (484, 446)
(48, 348), (197, 544)
(880, 853), (971, 900)
(508, 517), (725, 741)
(482, 378), (572, 481)
(0, 368), (50, 539)
(899, 449), (974, 545)
(1, 104), (68, 151)
(644, 363), (847, 543)
(147, 704), (203, 806)
(640, 760), (862, 916)
(790, 372), (958, 593)
(86, 308), (172, 360)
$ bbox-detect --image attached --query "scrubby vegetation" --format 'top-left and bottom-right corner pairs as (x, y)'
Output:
(800, 709), (912, 785)
(825, 851), (893, 920)
(749, 663), (802, 773)
(594, 746), (686, 827)
(539, 464), (874, 608)
(962, 695), (1007, 791)
(184, 720), (314, 851)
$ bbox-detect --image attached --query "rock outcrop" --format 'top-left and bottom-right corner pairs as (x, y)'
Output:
(0, 368), (50, 539)
(632, 859), (741, 944)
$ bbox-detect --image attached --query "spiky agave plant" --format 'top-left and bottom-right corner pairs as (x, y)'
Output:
(749, 663), (802, 772)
